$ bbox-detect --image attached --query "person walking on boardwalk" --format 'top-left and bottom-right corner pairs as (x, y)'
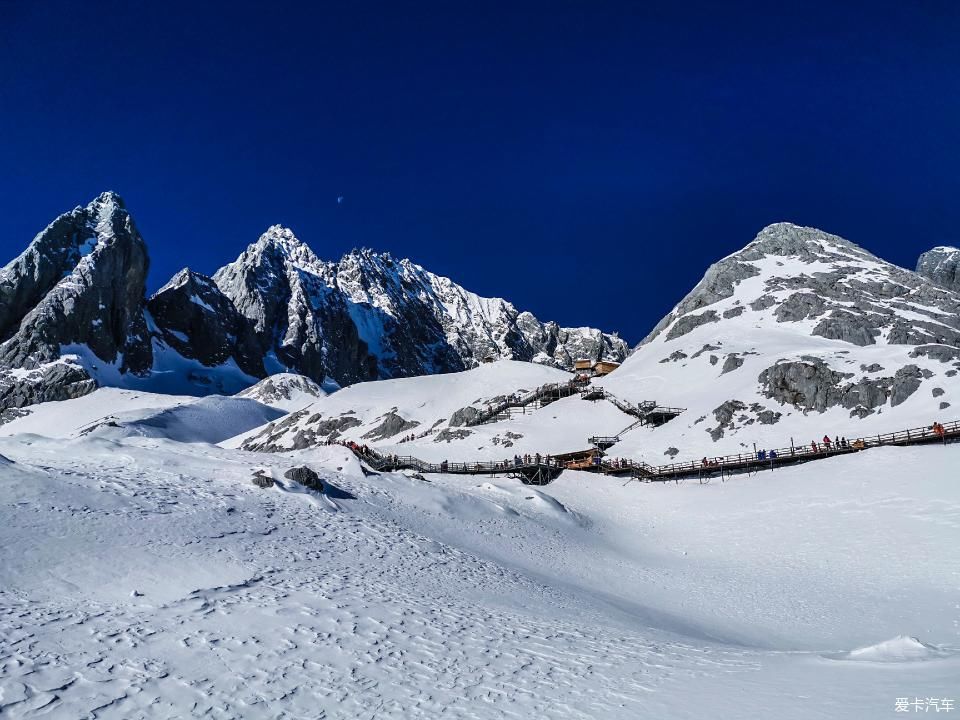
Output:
(811, 440), (819, 453)
(822, 435), (832, 450)
(933, 422), (946, 441)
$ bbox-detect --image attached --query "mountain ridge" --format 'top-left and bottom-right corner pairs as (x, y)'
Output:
(0, 192), (627, 412)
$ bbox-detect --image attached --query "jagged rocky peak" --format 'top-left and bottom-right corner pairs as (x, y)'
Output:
(249, 224), (330, 271)
(916, 245), (960, 292)
(0, 191), (155, 410)
(643, 221), (960, 349)
(212, 227), (374, 385)
(1, 192), (628, 412)
(211, 226), (626, 384)
(0, 190), (152, 373)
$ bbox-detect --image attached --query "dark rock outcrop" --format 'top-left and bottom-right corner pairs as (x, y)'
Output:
(448, 406), (480, 427)
(721, 354), (744, 374)
(362, 411), (419, 440)
(0, 362), (97, 410)
(147, 269), (264, 377)
(284, 465), (323, 490)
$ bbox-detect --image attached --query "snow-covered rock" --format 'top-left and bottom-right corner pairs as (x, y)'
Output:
(235, 372), (326, 411)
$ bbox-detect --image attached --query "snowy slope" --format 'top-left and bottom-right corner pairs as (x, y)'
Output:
(0, 388), (193, 438)
(0, 387), (284, 445)
(81, 395), (286, 444)
(228, 360), (657, 461)
(229, 360), (577, 451)
(1, 428), (957, 718)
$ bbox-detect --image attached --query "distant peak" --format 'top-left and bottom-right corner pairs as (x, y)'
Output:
(735, 222), (872, 263)
(256, 224), (302, 249)
(251, 225), (322, 266)
(155, 267), (217, 296)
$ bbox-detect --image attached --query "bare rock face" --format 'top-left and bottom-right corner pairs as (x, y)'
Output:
(758, 358), (924, 416)
(720, 354), (744, 374)
(708, 400), (747, 440)
(0, 192), (152, 374)
(916, 246), (960, 292)
(211, 227), (378, 385)
(448, 406), (480, 427)
(361, 411), (419, 440)
(147, 269), (264, 378)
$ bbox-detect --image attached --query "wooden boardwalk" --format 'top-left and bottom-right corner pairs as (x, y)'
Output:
(465, 378), (589, 425)
(464, 378), (685, 428)
(346, 419), (960, 485)
(352, 449), (564, 485)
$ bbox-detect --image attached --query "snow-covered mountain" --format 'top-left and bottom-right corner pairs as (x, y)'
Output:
(4, 218), (960, 720)
(602, 222), (960, 460)
(211, 225), (628, 384)
(0, 193), (626, 414)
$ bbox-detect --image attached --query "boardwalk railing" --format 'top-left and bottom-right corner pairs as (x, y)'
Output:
(343, 418), (960, 486)
(580, 387), (685, 427)
(466, 378), (590, 426)
(639, 418), (960, 481)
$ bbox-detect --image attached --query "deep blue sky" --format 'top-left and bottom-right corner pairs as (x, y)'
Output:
(2, 1), (958, 343)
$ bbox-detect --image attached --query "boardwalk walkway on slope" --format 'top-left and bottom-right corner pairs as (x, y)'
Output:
(464, 378), (685, 429)
(345, 419), (960, 486)
(464, 378), (589, 426)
